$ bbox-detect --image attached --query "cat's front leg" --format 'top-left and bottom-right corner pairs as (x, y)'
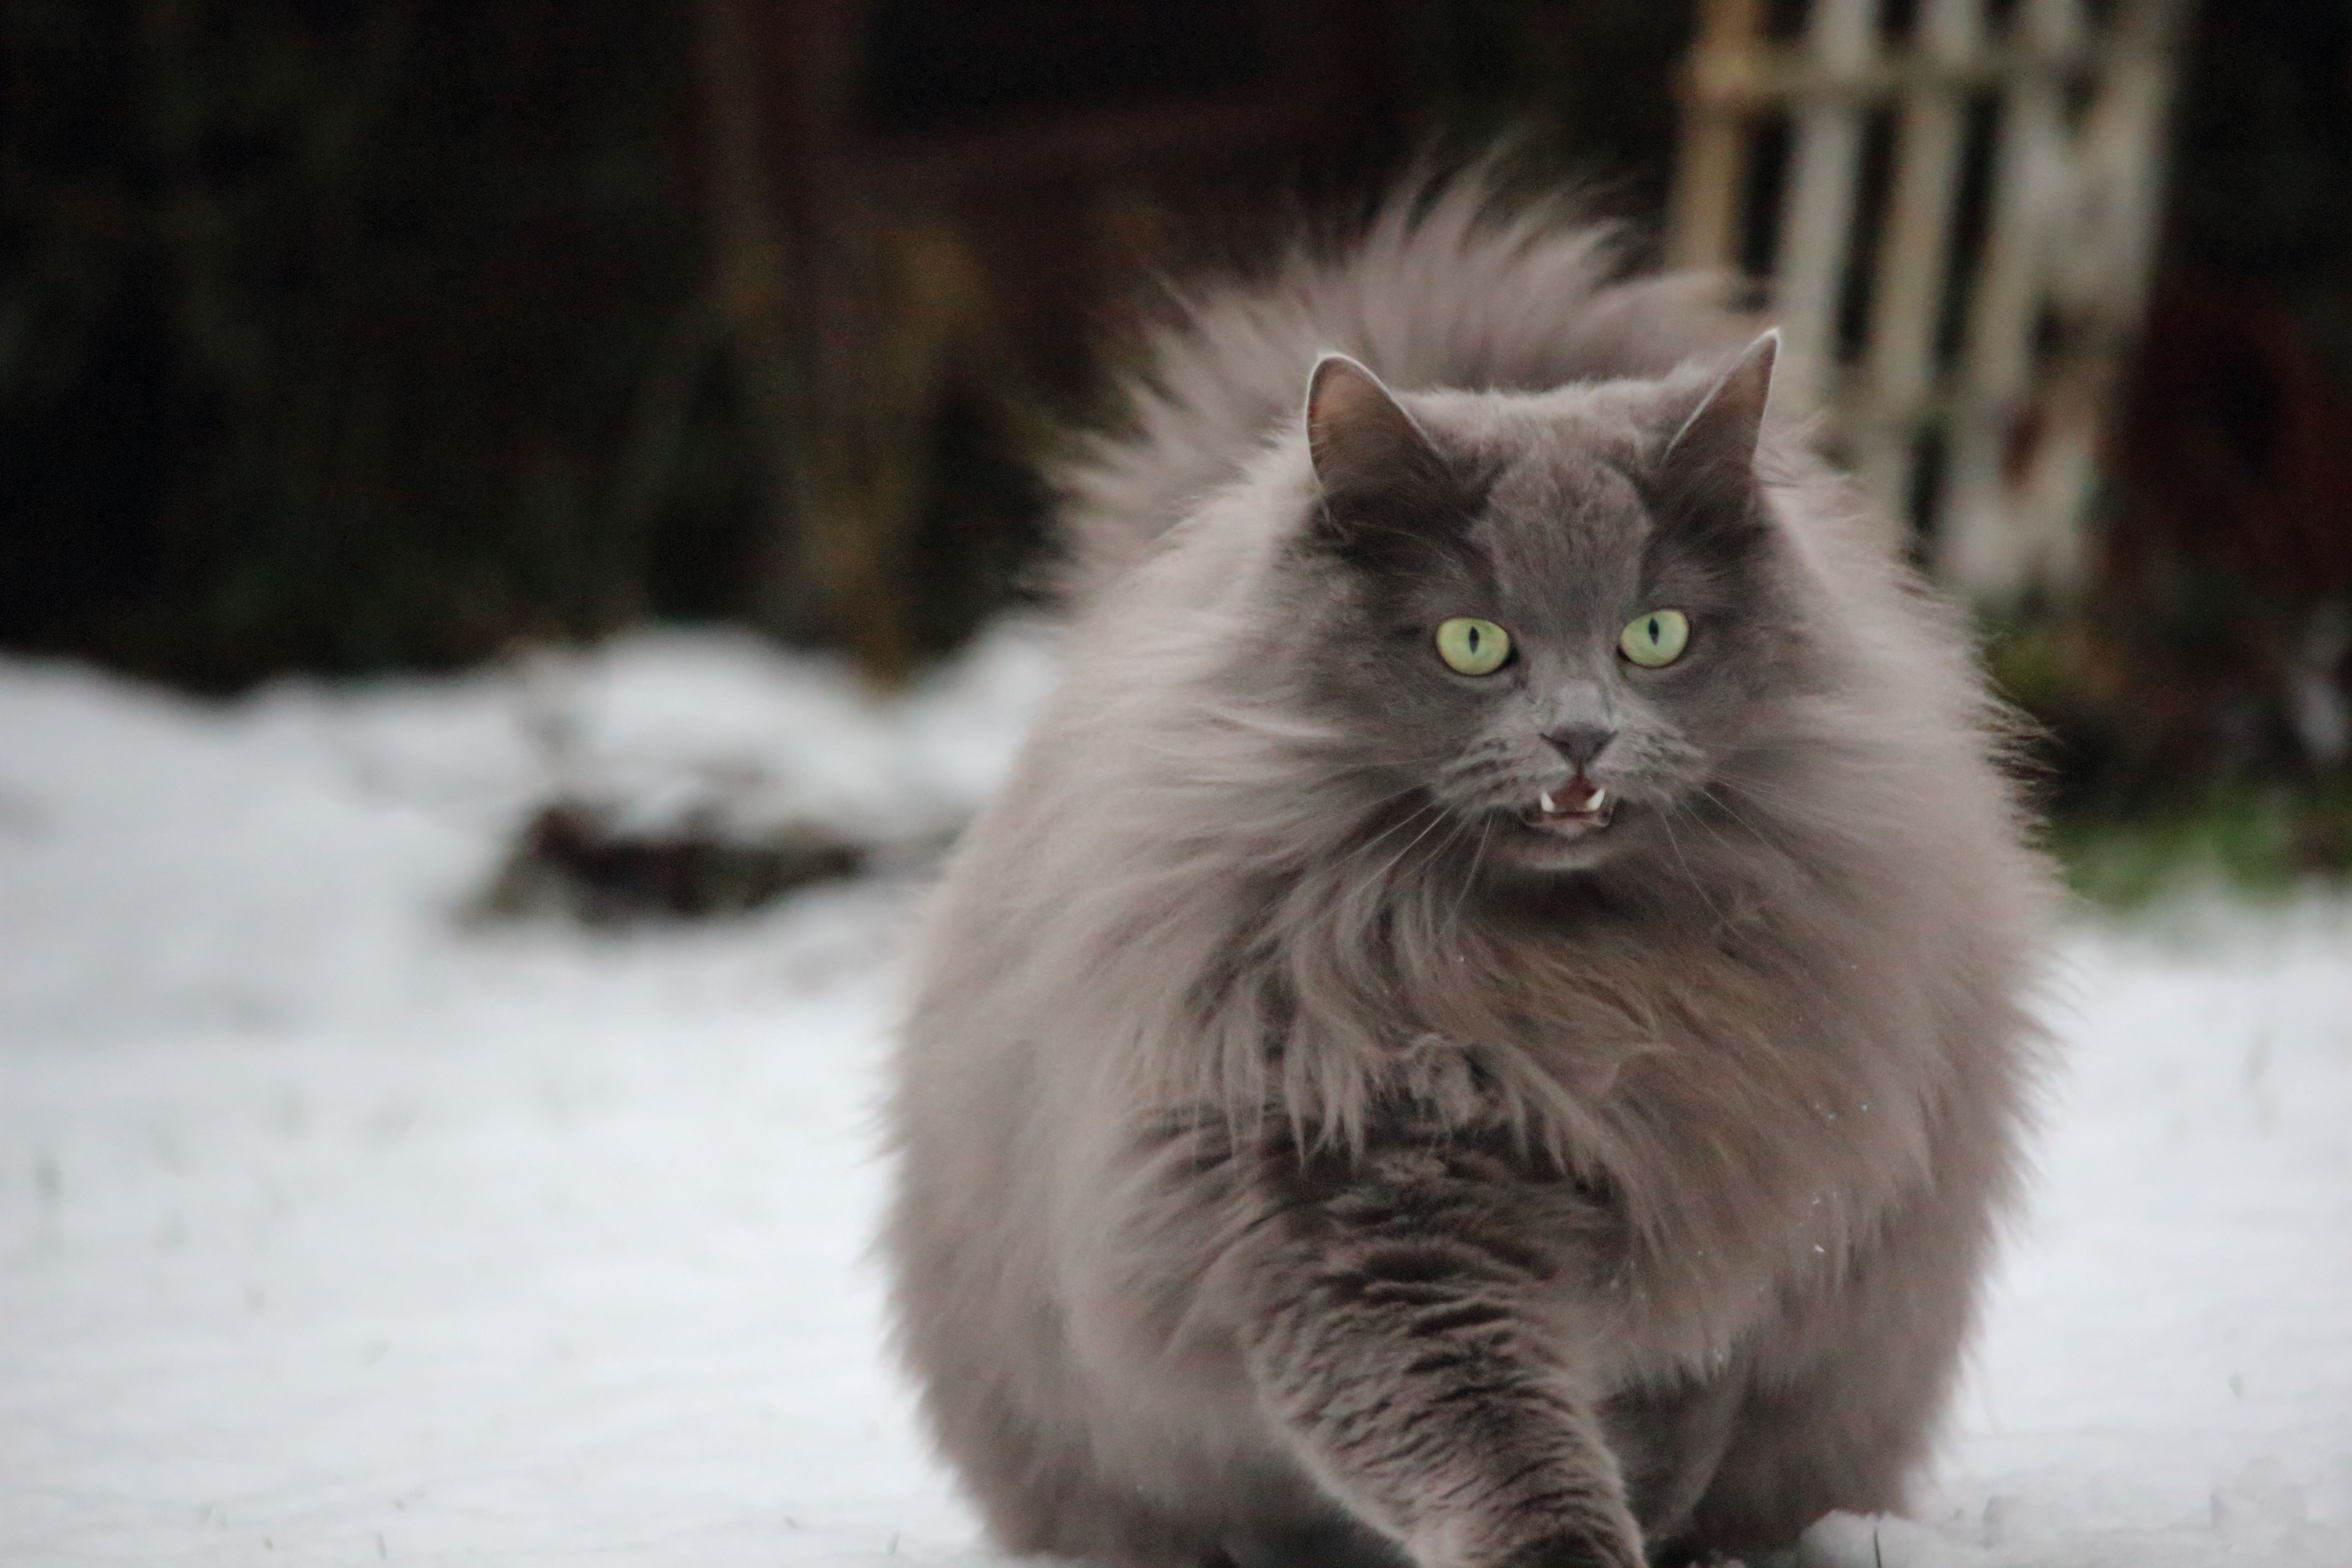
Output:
(1227, 1136), (1642, 1568)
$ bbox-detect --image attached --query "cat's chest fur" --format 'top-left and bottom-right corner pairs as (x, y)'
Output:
(1197, 892), (1961, 1375)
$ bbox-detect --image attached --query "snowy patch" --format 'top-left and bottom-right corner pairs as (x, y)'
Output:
(1, 629), (2346, 1565)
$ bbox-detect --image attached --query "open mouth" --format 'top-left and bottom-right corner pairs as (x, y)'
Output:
(1520, 778), (1615, 836)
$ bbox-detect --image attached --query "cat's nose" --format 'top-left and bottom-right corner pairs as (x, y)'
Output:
(1544, 725), (1615, 769)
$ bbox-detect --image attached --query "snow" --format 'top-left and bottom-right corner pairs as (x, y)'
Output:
(2, 627), (2347, 1567)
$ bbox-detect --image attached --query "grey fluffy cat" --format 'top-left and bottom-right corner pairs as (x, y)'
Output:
(883, 182), (2056, 1568)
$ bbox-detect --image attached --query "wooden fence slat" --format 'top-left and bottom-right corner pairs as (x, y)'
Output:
(1939, 0), (2087, 599)
(2046, 0), (2190, 333)
(1670, 0), (1764, 271)
(1856, 0), (1985, 523)
(1984, 0), (2190, 600)
(1771, 0), (1877, 411)
(1666, 0), (2183, 605)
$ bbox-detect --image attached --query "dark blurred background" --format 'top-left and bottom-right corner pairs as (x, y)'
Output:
(5, 0), (2351, 897)
(2, 0), (1682, 688)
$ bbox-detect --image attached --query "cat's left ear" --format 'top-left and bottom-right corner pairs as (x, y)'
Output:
(1661, 329), (1777, 496)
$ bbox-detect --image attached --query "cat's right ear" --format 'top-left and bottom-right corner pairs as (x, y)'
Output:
(1305, 354), (1442, 499)
(1303, 355), (1468, 566)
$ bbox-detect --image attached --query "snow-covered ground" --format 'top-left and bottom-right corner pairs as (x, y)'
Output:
(1, 629), (2346, 1567)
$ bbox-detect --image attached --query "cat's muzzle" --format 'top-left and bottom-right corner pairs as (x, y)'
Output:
(1524, 775), (1614, 836)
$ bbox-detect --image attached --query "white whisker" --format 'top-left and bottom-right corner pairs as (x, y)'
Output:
(1657, 800), (1727, 928)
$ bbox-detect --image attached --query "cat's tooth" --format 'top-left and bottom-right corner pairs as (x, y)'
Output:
(1589, 787), (1608, 810)
(1539, 790), (1557, 815)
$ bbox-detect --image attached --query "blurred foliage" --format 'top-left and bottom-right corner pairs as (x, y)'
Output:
(2001, 0), (2352, 906)
(2050, 782), (2352, 910)
(2163, 0), (2352, 378)
(476, 801), (867, 925)
(0, 0), (769, 688)
(1987, 620), (2352, 908)
(0, 0), (1701, 693)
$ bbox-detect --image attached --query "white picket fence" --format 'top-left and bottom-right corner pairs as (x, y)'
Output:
(1669, 0), (2190, 604)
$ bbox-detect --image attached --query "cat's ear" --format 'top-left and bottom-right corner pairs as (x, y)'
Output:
(1305, 354), (1441, 498)
(1303, 354), (1474, 568)
(1653, 331), (1777, 553)
(1661, 329), (1776, 489)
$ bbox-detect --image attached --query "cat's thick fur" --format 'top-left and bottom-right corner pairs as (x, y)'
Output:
(883, 181), (2057, 1568)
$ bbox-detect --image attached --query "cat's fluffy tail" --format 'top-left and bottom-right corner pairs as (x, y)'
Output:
(1054, 174), (1757, 604)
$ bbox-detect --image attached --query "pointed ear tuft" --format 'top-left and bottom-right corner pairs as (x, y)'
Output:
(1305, 354), (1439, 496)
(1662, 329), (1777, 493)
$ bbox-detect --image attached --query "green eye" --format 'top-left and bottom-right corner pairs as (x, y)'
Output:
(1619, 609), (1690, 668)
(1435, 617), (1511, 676)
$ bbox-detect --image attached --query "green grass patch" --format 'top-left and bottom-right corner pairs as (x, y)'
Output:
(2052, 780), (2352, 911)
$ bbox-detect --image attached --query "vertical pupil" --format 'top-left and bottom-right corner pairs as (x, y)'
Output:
(1646, 617), (1659, 643)
(1467, 626), (1481, 653)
